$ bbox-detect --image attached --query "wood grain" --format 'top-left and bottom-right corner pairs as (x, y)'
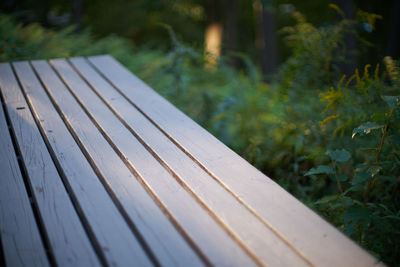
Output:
(1, 61), (101, 267)
(50, 58), (205, 267)
(0, 63), (49, 267)
(88, 55), (383, 267)
(72, 57), (308, 267)
(56, 57), (257, 266)
(15, 60), (152, 267)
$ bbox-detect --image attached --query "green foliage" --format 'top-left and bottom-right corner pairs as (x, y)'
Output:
(352, 122), (384, 138)
(277, 10), (350, 91)
(306, 59), (400, 265)
(327, 149), (351, 162)
(305, 165), (335, 176)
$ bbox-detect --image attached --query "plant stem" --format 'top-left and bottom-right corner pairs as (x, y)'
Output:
(364, 105), (397, 203)
(332, 160), (343, 193)
(376, 106), (396, 163)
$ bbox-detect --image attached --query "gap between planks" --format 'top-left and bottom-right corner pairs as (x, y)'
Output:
(66, 57), (309, 267)
(52, 57), (257, 267)
(87, 55), (383, 267)
(0, 64), (50, 267)
(39, 59), (213, 267)
(16, 60), (154, 267)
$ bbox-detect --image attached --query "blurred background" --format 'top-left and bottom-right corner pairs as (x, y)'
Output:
(1, 1), (399, 265)
(1, 0), (399, 74)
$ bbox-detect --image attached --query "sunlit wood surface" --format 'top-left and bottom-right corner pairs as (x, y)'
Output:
(0, 56), (384, 267)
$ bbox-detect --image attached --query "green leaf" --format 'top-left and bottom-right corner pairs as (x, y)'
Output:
(314, 195), (339, 205)
(381, 95), (400, 109)
(304, 165), (335, 176)
(328, 173), (348, 182)
(352, 122), (384, 138)
(351, 172), (371, 185)
(332, 196), (354, 208)
(370, 112), (387, 121)
(367, 165), (382, 177)
(337, 174), (348, 181)
(344, 184), (365, 194)
(326, 149), (351, 162)
(344, 205), (371, 236)
(344, 206), (370, 223)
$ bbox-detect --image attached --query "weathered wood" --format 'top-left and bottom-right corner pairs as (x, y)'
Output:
(0, 55), (384, 267)
(0, 62), (100, 267)
(71, 57), (308, 266)
(55, 57), (257, 266)
(0, 63), (49, 267)
(49, 58), (205, 267)
(14, 60), (153, 267)
(88, 55), (383, 267)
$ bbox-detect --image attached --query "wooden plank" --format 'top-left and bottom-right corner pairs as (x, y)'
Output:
(48, 59), (205, 267)
(0, 63), (49, 267)
(53, 57), (256, 267)
(69, 57), (308, 266)
(14, 61), (153, 267)
(88, 55), (383, 267)
(0, 62), (101, 267)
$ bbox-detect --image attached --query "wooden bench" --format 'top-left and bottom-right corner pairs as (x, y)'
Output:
(0, 55), (383, 267)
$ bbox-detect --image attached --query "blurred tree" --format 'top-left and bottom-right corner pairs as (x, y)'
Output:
(254, 0), (277, 80)
(335, 0), (357, 76)
(1, 0), (398, 71)
(386, 0), (400, 58)
(204, 0), (223, 64)
(222, 0), (238, 66)
(73, 0), (83, 32)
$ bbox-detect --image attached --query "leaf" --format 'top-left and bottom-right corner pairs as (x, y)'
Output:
(314, 195), (339, 205)
(344, 205), (371, 236)
(328, 173), (348, 182)
(344, 184), (365, 194)
(336, 174), (348, 182)
(352, 122), (384, 138)
(367, 165), (382, 177)
(370, 112), (387, 121)
(351, 172), (371, 185)
(344, 206), (370, 224)
(381, 95), (400, 109)
(304, 165), (334, 176)
(326, 149), (351, 162)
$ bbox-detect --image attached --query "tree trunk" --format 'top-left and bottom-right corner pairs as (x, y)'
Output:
(222, 0), (238, 66)
(386, 0), (400, 58)
(336, 0), (357, 75)
(73, 0), (83, 32)
(254, 0), (277, 81)
(204, 0), (223, 65)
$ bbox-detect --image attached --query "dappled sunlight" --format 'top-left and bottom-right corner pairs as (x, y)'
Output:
(205, 23), (222, 66)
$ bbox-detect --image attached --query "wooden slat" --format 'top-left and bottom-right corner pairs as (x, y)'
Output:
(0, 63), (101, 267)
(47, 59), (205, 267)
(54, 57), (256, 267)
(70, 57), (308, 266)
(14, 61), (153, 267)
(0, 63), (49, 267)
(88, 55), (383, 267)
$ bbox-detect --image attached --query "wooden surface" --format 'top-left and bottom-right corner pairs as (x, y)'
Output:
(2, 61), (100, 267)
(0, 56), (384, 267)
(0, 64), (49, 267)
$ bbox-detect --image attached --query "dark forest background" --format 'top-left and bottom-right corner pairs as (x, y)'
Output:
(1, 0), (400, 73)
